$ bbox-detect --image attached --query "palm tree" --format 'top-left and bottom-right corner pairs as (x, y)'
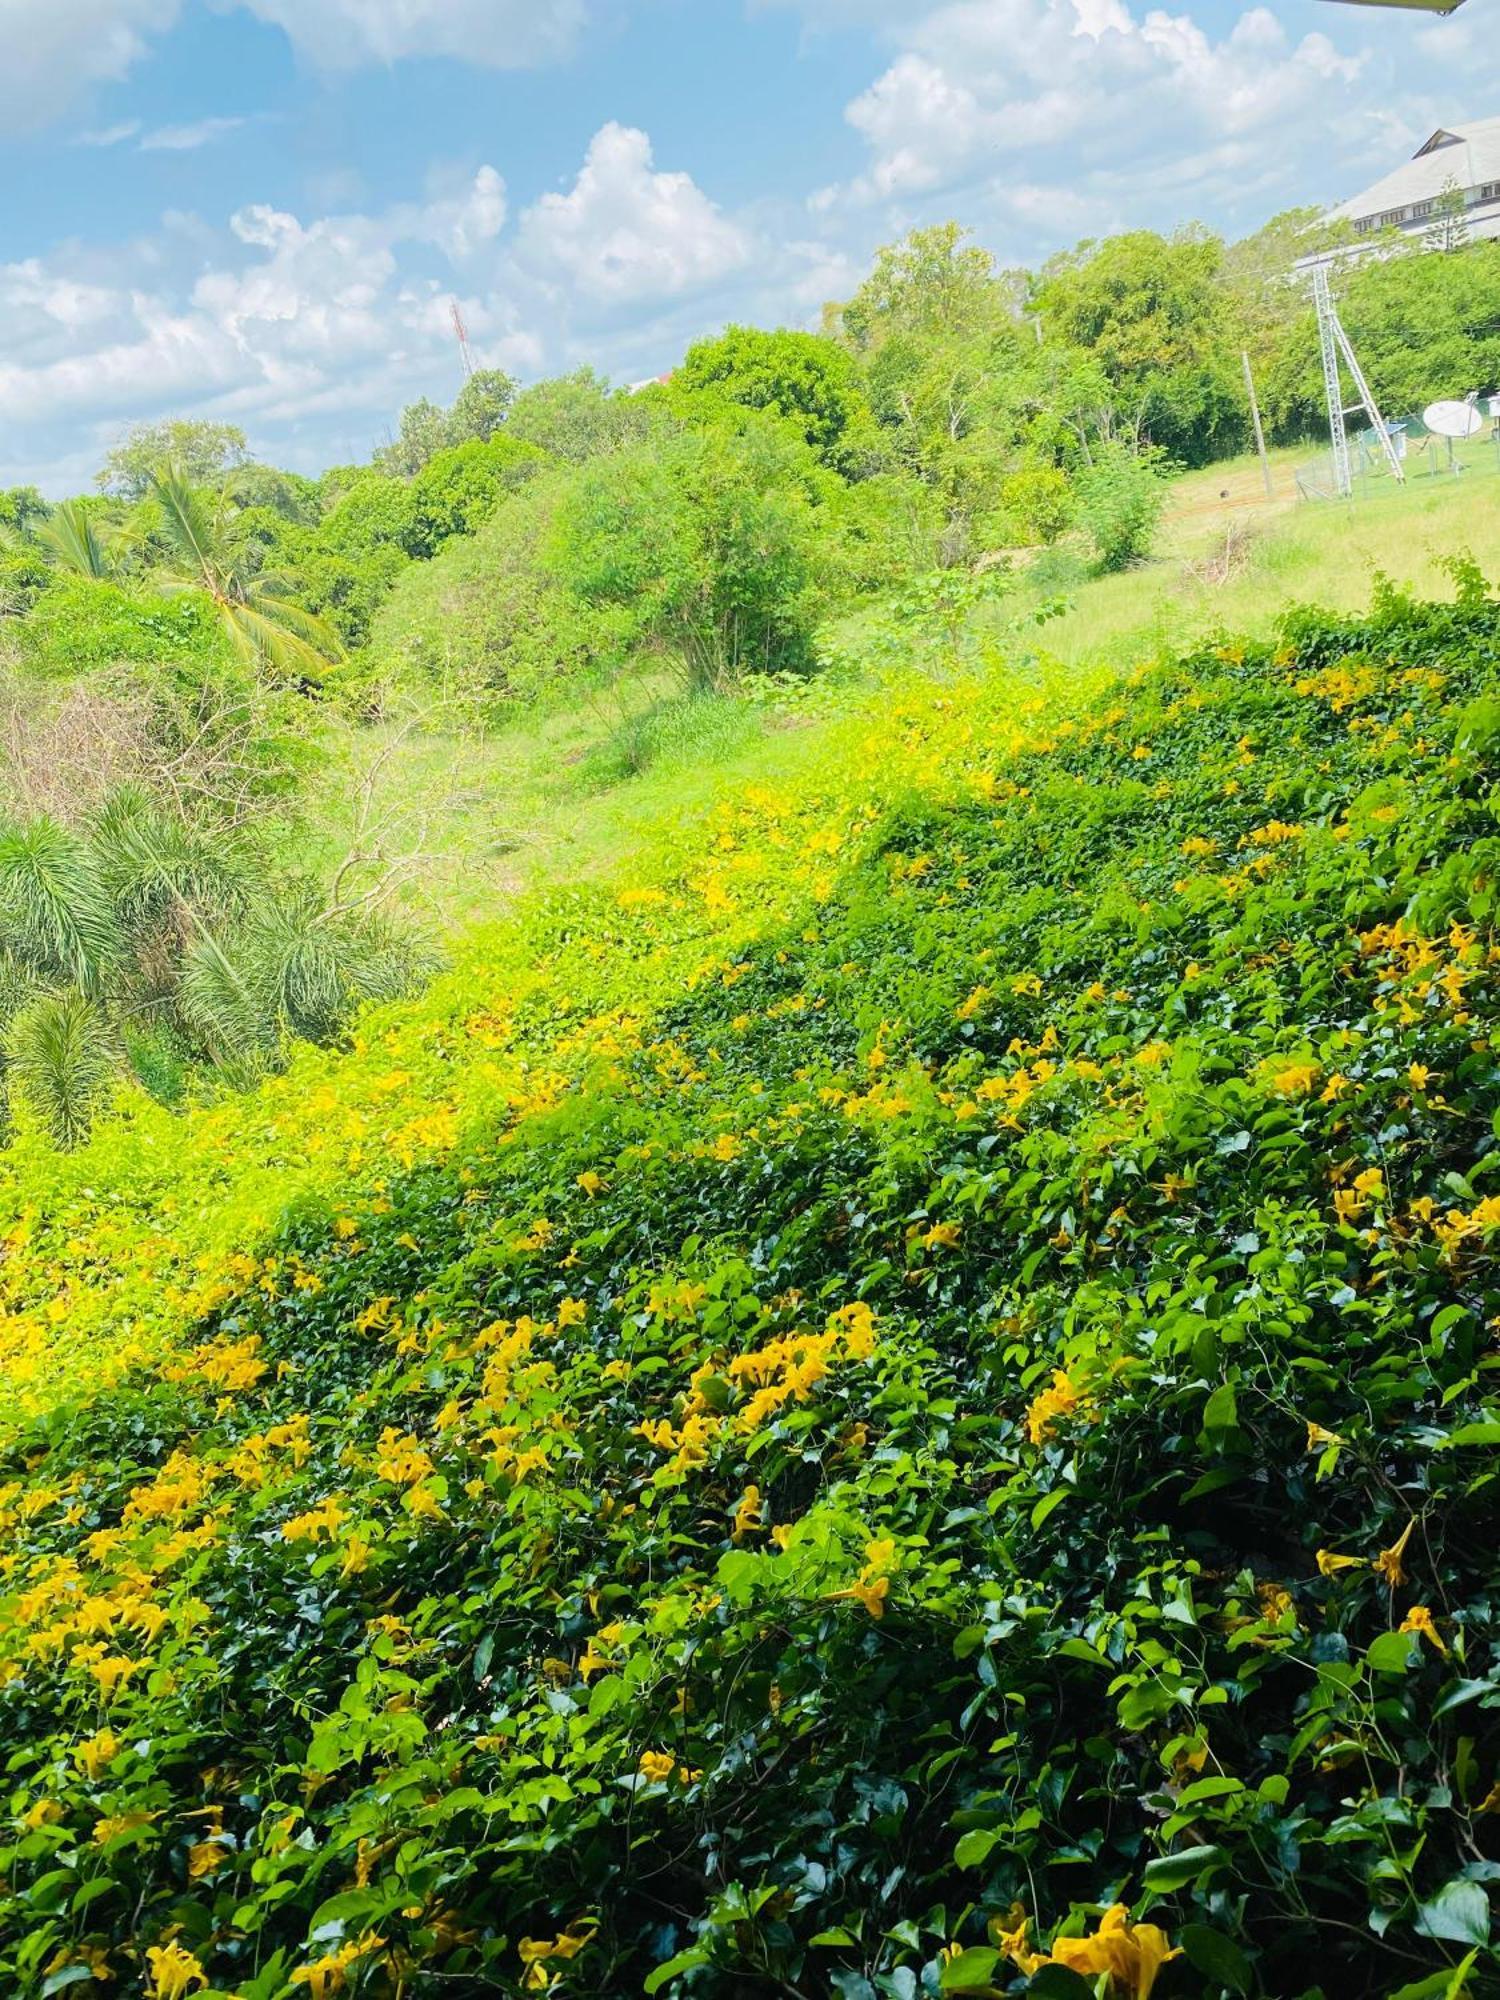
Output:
(6, 991), (114, 1149)
(148, 462), (343, 682)
(36, 500), (117, 580)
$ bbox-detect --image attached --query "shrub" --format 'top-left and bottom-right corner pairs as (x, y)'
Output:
(1074, 443), (1165, 571)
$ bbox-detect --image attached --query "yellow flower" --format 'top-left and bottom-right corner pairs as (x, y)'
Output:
(992, 1910), (1047, 1976)
(1408, 1063), (1431, 1091)
(1352, 1167), (1385, 1202)
(145, 1942), (207, 1999)
(731, 1485), (764, 1540)
(1316, 1550), (1365, 1577)
(575, 1171), (604, 1196)
(1270, 1061), (1319, 1098)
(1375, 1519), (1416, 1590)
(1026, 1370), (1082, 1446)
(1306, 1422), (1345, 1452)
(1047, 1906), (1180, 1999)
(73, 1728), (119, 1781)
(1399, 1604), (1449, 1656)
(290, 1932), (385, 1999)
(94, 1809), (158, 1845)
(639, 1751), (676, 1782)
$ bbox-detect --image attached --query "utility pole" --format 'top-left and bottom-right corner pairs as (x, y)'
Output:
(1312, 261), (1403, 499)
(1242, 349), (1273, 500)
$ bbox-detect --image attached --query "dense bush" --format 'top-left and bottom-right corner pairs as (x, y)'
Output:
(4, 590), (1500, 1996)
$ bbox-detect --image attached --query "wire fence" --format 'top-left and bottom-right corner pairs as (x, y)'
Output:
(1296, 407), (1500, 502)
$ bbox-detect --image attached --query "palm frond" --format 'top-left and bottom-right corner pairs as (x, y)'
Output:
(0, 818), (120, 994)
(89, 787), (242, 936)
(36, 501), (115, 580)
(179, 928), (278, 1069)
(220, 596), (343, 681)
(6, 989), (114, 1149)
(147, 462), (220, 592)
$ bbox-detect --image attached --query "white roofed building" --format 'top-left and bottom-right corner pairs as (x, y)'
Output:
(1327, 118), (1500, 248)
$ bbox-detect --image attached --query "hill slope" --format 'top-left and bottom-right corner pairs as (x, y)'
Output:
(6, 581), (1500, 1997)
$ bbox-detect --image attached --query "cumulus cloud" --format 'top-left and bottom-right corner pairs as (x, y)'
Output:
(817, 0), (1379, 235)
(519, 123), (753, 307)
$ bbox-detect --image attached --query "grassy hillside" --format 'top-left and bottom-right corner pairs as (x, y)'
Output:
(5, 576), (1500, 1995)
(287, 455), (1500, 937)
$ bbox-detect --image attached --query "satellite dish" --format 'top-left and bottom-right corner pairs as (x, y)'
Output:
(1424, 399), (1486, 440)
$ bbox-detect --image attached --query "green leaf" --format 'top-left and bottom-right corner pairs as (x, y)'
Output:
(1414, 1880), (1490, 1946)
(1026, 1968), (1095, 1999)
(941, 1948), (1001, 1991)
(1179, 1923), (1252, 1994)
(954, 1827), (1001, 1869)
(1440, 1422), (1500, 1448)
(644, 1948), (711, 1993)
(1387, 1949), (1480, 2000)
(1367, 1631), (1416, 1675)
(1142, 1843), (1228, 1891)
(1031, 1488), (1070, 1530)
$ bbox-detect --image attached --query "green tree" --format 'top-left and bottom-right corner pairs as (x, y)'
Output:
(148, 464), (343, 682)
(1036, 229), (1244, 465)
(36, 501), (118, 581)
(507, 369), (659, 462)
(1425, 176), (1471, 254)
(676, 326), (880, 477)
(401, 435), (543, 560)
(829, 222), (1016, 352)
(376, 369), (518, 476)
(0, 487), (49, 535)
(547, 420), (828, 689)
(98, 420), (249, 500)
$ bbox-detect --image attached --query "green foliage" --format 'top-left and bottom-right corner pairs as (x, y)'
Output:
(546, 420), (831, 689)
(5, 592), (1500, 1995)
(364, 469), (600, 707)
(1074, 442), (1166, 571)
(1036, 228), (1244, 465)
(375, 369), (518, 476)
(401, 435), (544, 560)
(677, 325), (881, 476)
(5, 990), (113, 1147)
(507, 368), (661, 461)
(96, 420), (248, 501)
(16, 579), (226, 678)
(147, 464), (344, 684)
(36, 500), (118, 581)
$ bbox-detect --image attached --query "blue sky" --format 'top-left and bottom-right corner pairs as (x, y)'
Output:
(1, 0), (1495, 492)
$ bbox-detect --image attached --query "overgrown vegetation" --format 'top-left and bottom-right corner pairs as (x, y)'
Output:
(4, 582), (1500, 1997)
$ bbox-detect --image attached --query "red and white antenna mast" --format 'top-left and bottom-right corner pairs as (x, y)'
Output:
(449, 298), (476, 380)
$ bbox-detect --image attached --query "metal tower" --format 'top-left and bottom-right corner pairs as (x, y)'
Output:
(1312, 262), (1404, 498)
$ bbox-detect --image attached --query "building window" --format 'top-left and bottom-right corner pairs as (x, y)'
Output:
(1411, 200), (1435, 217)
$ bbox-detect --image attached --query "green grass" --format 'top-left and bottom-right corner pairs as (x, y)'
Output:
(296, 443), (1500, 937)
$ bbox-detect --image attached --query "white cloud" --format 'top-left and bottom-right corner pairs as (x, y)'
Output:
(227, 0), (587, 70)
(0, 0), (180, 132)
(817, 0), (1381, 231)
(5, 0), (586, 133)
(139, 115), (250, 152)
(77, 119), (144, 148)
(519, 123), (753, 306)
